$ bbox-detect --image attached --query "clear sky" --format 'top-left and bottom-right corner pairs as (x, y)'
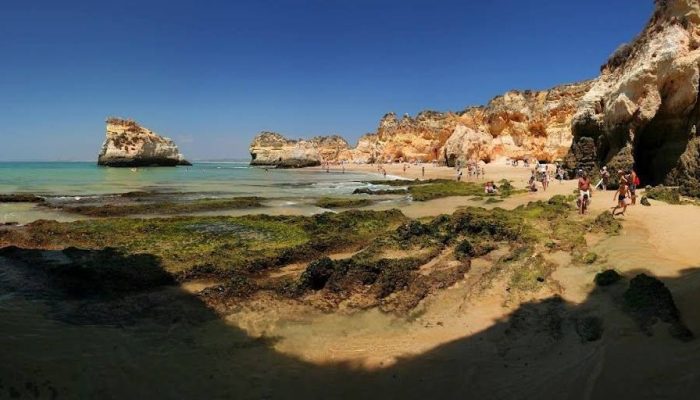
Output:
(1, 0), (653, 161)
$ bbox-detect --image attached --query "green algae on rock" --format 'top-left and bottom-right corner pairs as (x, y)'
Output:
(53, 197), (265, 217)
(315, 197), (372, 209)
(361, 179), (521, 201)
(0, 194), (45, 203)
(644, 185), (682, 205)
(623, 273), (693, 341)
(0, 210), (407, 277)
(594, 269), (622, 287)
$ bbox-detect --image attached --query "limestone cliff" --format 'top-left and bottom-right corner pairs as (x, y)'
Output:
(97, 118), (191, 167)
(566, 0), (700, 193)
(249, 132), (349, 168)
(250, 0), (700, 175)
(342, 81), (591, 165)
(248, 80), (591, 168)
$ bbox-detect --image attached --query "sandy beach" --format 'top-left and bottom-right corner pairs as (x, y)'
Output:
(4, 159), (700, 399)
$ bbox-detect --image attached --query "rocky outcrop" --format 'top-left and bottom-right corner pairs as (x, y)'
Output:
(249, 80), (591, 167)
(97, 118), (190, 167)
(566, 0), (700, 192)
(249, 132), (349, 168)
(444, 82), (593, 165)
(250, 0), (700, 177)
(337, 82), (591, 165)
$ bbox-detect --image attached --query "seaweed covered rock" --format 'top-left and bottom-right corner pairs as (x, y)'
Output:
(352, 187), (408, 195)
(645, 185), (682, 204)
(0, 246), (175, 299)
(0, 194), (45, 203)
(623, 273), (693, 340)
(450, 207), (527, 241)
(201, 275), (258, 300)
(640, 196), (651, 206)
(299, 257), (336, 290)
(454, 239), (475, 260)
(594, 269), (622, 286)
(593, 211), (622, 235)
(395, 220), (431, 241)
(581, 252), (598, 264)
(547, 195), (570, 207)
(315, 197), (372, 209)
(575, 316), (604, 342)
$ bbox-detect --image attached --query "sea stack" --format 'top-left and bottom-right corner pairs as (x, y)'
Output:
(97, 118), (191, 167)
(249, 131), (349, 168)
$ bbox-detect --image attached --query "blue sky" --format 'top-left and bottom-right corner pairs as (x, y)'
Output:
(0, 0), (653, 161)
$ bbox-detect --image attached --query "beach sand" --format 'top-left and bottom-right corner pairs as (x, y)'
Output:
(3, 160), (700, 399)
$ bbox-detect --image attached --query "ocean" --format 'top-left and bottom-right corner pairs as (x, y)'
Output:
(0, 161), (406, 224)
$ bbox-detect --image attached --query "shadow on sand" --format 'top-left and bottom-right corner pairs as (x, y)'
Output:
(2, 246), (700, 399)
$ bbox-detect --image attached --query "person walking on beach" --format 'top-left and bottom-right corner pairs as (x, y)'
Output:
(612, 180), (629, 216)
(578, 171), (592, 215)
(600, 166), (610, 191)
(540, 166), (549, 191)
(629, 169), (639, 205)
(421, 166), (425, 177)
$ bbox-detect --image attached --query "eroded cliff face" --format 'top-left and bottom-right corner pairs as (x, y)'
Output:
(566, 0), (700, 193)
(97, 118), (190, 167)
(339, 82), (591, 166)
(443, 82), (592, 165)
(249, 80), (591, 167)
(251, 1), (700, 174)
(249, 132), (349, 168)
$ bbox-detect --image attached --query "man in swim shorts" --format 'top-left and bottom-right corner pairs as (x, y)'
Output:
(578, 171), (592, 214)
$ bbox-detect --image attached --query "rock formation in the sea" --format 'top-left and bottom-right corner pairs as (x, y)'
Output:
(97, 118), (191, 167)
(249, 132), (349, 168)
(566, 0), (700, 193)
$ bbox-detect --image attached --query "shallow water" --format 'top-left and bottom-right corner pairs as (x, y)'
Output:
(0, 161), (410, 223)
(0, 161), (385, 197)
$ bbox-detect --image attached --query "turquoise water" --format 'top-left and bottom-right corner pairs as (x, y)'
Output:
(0, 161), (383, 198)
(0, 162), (407, 224)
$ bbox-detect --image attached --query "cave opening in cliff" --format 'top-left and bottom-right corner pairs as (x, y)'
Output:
(633, 119), (690, 186)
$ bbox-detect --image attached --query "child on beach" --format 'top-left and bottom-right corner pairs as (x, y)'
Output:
(612, 181), (629, 216)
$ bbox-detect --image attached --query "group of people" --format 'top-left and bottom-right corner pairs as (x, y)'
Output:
(484, 181), (499, 194)
(455, 162), (486, 182)
(527, 162), (563, 192)
(577, 167), (640, 216)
